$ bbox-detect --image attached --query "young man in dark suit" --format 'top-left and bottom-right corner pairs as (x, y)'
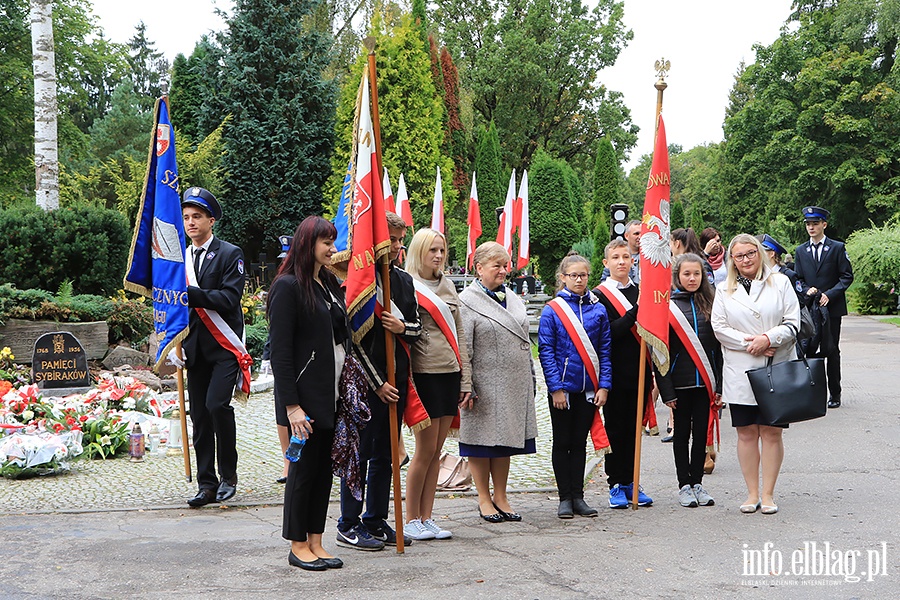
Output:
(793, 206), (854, 408)
(181, 187), (246, 506)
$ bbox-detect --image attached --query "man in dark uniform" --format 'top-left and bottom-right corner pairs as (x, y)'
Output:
(181, 187), (246, 506)
(337, 212), (420, 550)
(793, 206), (854, 408)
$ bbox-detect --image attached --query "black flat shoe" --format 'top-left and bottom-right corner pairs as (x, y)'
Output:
(492, 501), (522, 522)
(216, 477), (237, 502)
(557, 499), (574, 519)
(288, 552), (327, 571)
(572, 498), (598, 517)
(828, 396), (841, 408)
(319, 557), (343, 569)
(276, 477), (288, 484)
(479, 508), (504, 523)
(187, 489), (218, 507)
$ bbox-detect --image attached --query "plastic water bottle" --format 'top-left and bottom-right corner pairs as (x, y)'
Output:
(285, 415), (310, 462)
(285, 435), (306, 462)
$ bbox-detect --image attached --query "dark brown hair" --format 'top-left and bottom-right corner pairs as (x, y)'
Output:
(268, 216), (342, 313)
(672, 253), (715, 317)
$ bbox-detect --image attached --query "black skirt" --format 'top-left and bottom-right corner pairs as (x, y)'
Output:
(729, 404), (789, 429)
(413, 371), (461, 419)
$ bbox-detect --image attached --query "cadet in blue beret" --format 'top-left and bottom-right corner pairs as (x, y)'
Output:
(180, 187), (247, 505)
(793, 206), (854, 408)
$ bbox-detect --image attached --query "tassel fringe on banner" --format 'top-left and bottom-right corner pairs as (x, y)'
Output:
(636, 323), (670, 375)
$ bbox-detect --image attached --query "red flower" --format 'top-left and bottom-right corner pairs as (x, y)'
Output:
(109, 388), (126, 401)
(52, 422), (64, 433)
(79, 415), (89, 422)
(66, 416), (76, 425)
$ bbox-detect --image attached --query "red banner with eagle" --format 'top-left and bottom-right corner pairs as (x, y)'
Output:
(636, 115), (672, 375)
(345, 72), (390, 343)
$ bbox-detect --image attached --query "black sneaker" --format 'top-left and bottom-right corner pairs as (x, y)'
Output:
(336, 524), (385, 551)
(367, 521), (411, 546)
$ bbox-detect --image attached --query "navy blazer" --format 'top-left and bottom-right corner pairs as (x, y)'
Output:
(184, 236), (245, 365)
(793, 236), (854, 317)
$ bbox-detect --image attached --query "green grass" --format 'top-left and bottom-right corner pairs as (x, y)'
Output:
(881, 317), (900, 327)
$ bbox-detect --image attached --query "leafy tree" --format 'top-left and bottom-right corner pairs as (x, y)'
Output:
(326, 8), (455, 230)
(589, 138), (617, 286)
(721, 1), (900, 239)
(435, 0), (637, 168)
(473, 121), (503, 241)
(529, 149), (580, 290)
(218, 0), (337, 261)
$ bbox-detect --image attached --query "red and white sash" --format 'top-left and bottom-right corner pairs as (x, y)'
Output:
(186, 251), (252, 396)
(668, 303), (716, 403)
(547, 298), (600, 392)
(547, 296), (611, 454)
(413, 278), (461, 368)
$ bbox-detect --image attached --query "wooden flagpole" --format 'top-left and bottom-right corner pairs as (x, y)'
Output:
(631, 343), (647, 510)
(162, 90), (192, 483)
(174, 342), (192, 482)
(632, 59), (670, 510)
(364, 36), (404, 554)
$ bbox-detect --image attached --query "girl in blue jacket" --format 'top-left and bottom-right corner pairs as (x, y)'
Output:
(538, 253), (612, 519)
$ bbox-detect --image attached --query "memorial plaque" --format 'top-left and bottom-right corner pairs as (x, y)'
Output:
(32, 331), (91, 391)
(102, 346), (151, 370)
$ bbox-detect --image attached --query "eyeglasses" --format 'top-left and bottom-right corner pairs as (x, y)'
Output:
(731, 249), (759, 262)
(563, 273), (589, 280)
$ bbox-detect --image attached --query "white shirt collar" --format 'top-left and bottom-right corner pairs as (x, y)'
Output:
(192, 235), (214, 253)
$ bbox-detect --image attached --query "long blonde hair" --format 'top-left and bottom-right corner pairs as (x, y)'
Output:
(405, 228), (447, 279)
(724, 233), (772, 294)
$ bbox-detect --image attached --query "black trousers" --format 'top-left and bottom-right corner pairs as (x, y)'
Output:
(671, 387), (710, 488)
(549, 392), (594, 501)
(187, 351), (239, 490)
(338, 387), (407, 531)
(283, 427), (335, 542)
(604, 387), (638, 488)
(827, 316), (843, 399)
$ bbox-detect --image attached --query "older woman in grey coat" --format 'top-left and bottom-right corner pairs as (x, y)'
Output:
(459, 242), (538, 523)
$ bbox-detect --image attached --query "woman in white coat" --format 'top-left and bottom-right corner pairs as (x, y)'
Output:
(711, 234), (800, 515)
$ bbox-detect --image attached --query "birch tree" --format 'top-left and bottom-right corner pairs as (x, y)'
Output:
(31, 0), (58, 210)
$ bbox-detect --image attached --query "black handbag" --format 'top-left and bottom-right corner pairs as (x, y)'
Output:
(746, 323), (827, 425)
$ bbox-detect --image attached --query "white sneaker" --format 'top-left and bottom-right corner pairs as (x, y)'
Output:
(421, 518), (452, 539)
(678, 484), (698, 508)
(692, 483), (715, 506)
(403, 519), (435, 541)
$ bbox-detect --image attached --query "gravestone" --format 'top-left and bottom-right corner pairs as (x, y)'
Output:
(32, 331), (92, 395)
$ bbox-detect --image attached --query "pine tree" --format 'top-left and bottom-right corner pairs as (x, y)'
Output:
(529, 149), (580, 290)
(326, 10), (455, 230)
(217, 0), (337, 261)
(590, 138), (617, 286)
(126, 22), (168, 110)
(474, 121), (503, 242)
(440, 46), (469, 196)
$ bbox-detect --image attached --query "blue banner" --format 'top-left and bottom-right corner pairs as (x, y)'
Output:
(123, 97), (190, 370)
(333, 160), (353, 255)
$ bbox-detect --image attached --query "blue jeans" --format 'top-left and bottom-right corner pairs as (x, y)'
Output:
(338, 386), (406, 531)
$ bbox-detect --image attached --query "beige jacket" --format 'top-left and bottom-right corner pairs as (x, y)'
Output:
(409, 272), (472, 392)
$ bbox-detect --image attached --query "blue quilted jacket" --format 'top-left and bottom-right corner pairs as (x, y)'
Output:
(538, 288), (613, 393)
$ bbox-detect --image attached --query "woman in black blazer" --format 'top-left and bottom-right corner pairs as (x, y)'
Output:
(268, 216), (349, 571)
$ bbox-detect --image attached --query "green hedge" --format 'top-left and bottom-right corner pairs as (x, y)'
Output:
(0, 205), (130, 296)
